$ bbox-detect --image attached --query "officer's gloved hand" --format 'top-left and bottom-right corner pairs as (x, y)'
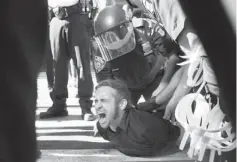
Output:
(136, 96), (158, 112)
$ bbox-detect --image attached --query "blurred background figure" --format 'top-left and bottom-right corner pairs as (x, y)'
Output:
(0, 0), (48, 161)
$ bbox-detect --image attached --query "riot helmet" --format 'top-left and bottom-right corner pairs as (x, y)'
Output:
(93, 4), (136, 61)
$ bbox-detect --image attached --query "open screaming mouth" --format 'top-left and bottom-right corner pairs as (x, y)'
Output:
(98, 113), (107, 125)
(98, 113), (106, 119)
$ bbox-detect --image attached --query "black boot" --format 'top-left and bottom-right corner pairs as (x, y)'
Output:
(80, 99), (96, 121)
(40, 92), (68, 119)
(39, 103), (68, 119)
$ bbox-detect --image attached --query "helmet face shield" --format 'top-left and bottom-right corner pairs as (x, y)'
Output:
(94, 22), (136, 61)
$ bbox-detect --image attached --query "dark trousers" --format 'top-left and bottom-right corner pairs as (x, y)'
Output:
(45, 35), (54, 89)
(49, 13), (93, 112)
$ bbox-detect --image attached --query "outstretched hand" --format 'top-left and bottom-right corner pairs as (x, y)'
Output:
(163, 106), (176, 123)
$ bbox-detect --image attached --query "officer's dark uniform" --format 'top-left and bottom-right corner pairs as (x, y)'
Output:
(40, 0), (94, 119)
(92, 6), (182, 104)
(45, 8), (55, 90)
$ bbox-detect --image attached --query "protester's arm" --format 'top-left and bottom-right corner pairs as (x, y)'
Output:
(151, 23), (181, 95)
(137, 25), (181, 112)
(137, 66), (183, 111)
(136, 65), (182, 111)
(154, 65), (185, 105)
(155, 54), (180, 94)
(163, 65), (192, 122)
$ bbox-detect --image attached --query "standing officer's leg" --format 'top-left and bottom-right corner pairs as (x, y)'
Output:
(40, 17), (70, 119)
(45, 34), (54, 90)
(70, 13), (95, 120)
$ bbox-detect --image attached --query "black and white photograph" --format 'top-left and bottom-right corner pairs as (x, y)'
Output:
(0, 0), (236, 162)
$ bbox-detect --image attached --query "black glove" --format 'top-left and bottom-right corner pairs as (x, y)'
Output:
(136, 96), (158, 112)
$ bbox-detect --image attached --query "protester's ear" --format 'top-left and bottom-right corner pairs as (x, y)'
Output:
(119, 99), (128, 110)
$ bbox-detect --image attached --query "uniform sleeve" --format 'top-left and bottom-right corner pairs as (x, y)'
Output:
(151, 23), (181, 58)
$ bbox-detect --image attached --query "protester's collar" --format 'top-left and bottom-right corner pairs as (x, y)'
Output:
(117, 108), (131, 132)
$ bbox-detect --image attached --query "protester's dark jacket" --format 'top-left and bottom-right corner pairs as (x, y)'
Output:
(96, 108), (180, 157)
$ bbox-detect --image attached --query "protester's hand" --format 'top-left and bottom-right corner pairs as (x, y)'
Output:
(152, 87), (160, 97)
(152, 82), (167, 97)
(163, 106), (176, 123)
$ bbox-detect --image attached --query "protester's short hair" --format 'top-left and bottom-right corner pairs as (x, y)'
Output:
(95, 79), (132, 106)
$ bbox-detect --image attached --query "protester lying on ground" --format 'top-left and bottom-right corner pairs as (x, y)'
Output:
(94, 79), (180, 157)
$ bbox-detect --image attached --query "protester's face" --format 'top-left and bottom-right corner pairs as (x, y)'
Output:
(94, 86), (120, 129)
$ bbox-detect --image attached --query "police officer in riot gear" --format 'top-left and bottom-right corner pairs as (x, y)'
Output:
(92, 4), (182, 105)
(40, 0), (96, 120)
(124, 0), (217, 121)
